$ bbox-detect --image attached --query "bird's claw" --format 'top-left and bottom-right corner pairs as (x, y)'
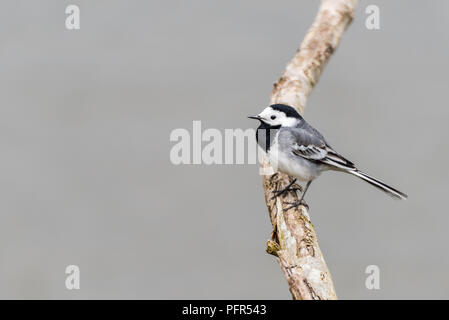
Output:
(271, 186), (302, 200)
(283, 200), (308, 211)
(271, 179), (302, 200)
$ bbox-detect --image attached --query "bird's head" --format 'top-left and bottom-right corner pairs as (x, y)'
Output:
(248, 104), (302, 127)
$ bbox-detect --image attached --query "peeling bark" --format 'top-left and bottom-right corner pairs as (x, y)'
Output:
(262, 0), (358, 300)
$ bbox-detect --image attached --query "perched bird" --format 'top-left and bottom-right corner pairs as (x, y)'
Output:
(249, 104), (407, 208)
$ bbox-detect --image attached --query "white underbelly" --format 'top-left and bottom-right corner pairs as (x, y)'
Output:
(268, 148), (321, 182)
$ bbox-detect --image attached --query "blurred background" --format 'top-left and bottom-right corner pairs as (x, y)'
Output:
(0, 0), (448, 299)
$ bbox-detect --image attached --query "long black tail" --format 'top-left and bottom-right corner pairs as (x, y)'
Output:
(349, 170), (408, 200)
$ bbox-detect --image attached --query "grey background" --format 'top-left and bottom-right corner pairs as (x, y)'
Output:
(0, 0), (447, 299)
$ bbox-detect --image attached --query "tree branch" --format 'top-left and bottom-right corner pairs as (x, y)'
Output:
(263, 0), (358, 300)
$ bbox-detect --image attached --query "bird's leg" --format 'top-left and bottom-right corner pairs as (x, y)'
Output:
(271, 178), (302, 200)
(284, 180), (312, 211)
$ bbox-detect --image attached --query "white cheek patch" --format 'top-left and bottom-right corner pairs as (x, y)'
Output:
(281, 117), (298, 127)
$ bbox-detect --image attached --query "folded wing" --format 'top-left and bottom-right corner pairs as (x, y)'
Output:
(282, 127), (356, 171)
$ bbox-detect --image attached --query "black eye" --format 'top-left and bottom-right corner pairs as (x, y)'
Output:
(271, 115), (277, 120)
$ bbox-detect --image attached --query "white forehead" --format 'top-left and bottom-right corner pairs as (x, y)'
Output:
(259, 106), (284, 118)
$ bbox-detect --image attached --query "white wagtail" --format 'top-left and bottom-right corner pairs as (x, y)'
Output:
(249, 104), (407, 208)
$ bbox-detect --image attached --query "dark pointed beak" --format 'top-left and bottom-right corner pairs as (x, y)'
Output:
(248, 115), (262, 120)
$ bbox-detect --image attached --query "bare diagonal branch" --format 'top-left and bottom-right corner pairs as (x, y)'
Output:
(263, 0), (358, 300)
